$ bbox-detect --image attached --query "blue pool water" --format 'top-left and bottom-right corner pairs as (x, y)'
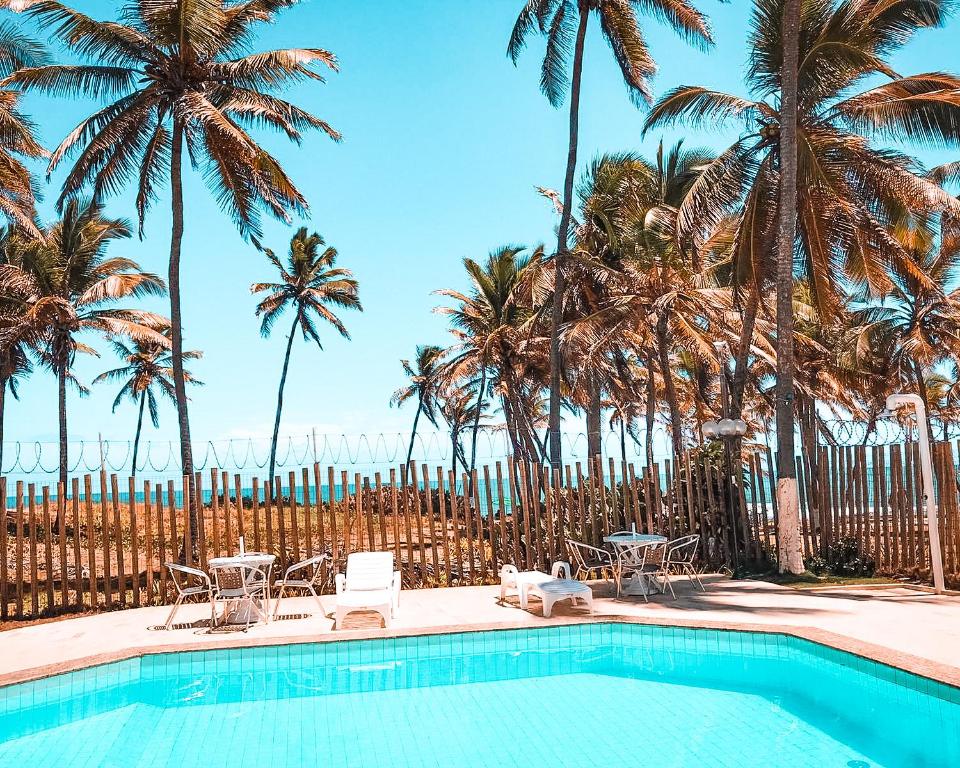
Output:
(1, 623), (958, 768)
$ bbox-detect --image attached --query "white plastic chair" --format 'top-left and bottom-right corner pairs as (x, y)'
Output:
(210, 562), (270, 630)
(164, 563), (215, 630)
(666, 534), (704, 591)
(334, 552), (401, 629)
(636, 542), (674, 599)
(615, 542), (664, 601)
(273, 553), (329, 618)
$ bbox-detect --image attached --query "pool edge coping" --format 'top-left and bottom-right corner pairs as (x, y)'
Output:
(3, 613), (958, 691)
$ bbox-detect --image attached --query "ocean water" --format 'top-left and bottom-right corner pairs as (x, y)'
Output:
(1, 623), (957, 768)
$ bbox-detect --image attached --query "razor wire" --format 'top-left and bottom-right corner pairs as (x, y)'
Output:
(1, 425), (668, 476)
(817, 417), (960, 446)
(0, 424), (673, 477)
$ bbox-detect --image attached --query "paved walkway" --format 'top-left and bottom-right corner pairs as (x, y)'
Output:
(1, 577), (958, 686)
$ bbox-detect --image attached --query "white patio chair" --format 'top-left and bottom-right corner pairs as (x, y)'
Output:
(164, 563), (215, 630)
(565, 539), (616, 581)
(666, 534), (704, 591)
(635, 541), (674, 599)
(210, 562), (270, 630)
(273, 553), (330, 618)
(335, 551), (401, 629)
(615, 542), (663, 601)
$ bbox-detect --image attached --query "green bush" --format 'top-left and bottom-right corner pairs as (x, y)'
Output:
(805, 536), (876, 577)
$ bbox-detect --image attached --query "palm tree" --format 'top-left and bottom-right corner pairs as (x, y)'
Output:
(3, 0), (342, 483)
(252, 227), (360, 482)
(0, 199), (166, 489)
(0, 227), (34, 472)
(643, 0), (960, 573)
(775, 0), (803, 574)
(437, 381), (484, 479)
(851, 217), (960, 439)
(563, 145), (732, 456)
(93, 329), (201, 477)
(0, 328), (29, 473)
(391, 345), (444, 467)
(435, 245), (547, 464)
(508, 0), (713, 469)
(0, 21), (45, 233)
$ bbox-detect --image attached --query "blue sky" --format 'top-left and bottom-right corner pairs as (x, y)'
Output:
(5, 0), (958, 464)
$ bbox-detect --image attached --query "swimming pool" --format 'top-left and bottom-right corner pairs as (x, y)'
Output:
(1, 623), (957, 767)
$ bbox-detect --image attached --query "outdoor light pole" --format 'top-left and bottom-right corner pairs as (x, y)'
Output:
(884, 394), (945, 594)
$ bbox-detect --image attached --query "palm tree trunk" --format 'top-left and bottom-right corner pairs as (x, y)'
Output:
(655, 315), (683, 456)
(586, 373), (602, 459)
(775, 0), (804, 575)
(58, 363), (68, 491)
(169, 119), (197, 547)
(548, 0), (590, 470)
(730, 285), (759, 418)
(405, 400), (423, 467)
(469, 362), (487, 475)
(501, 394), (523, 458)
(451, 431), (458, 478)
(269, 313), (299, 484)
(131, 390), (146, 479)
(619, 415), (627, 465)
(645, 353), (656, 470)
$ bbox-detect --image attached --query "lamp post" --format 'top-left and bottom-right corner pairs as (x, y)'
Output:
(703, 358), (749, 571)
(883, 394), (945, 594)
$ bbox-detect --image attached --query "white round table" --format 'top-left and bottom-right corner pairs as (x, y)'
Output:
(208, 553), (276, 625)
(603, 534), (667, 596)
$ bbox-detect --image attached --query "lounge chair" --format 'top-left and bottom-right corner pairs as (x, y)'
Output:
(273, 553), (330, 618)
(520, 561), (593, 618)
(499, 563), (552, 606)
(334, 552), (401, 629)
(164, 563), (215, 630)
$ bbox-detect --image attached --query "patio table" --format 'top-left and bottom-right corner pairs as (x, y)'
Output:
(208, 553), (276, 625)
(603, 533), (667, 597)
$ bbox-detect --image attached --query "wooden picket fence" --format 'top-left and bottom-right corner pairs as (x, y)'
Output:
(2, 443), (959, 621)
(795, 440), (960, 580)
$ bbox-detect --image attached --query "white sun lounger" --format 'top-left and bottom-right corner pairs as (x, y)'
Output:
(520, 562), (593, 617)
(501, 561), (593, 617)
(335, 551), (401, 629)
(500, 564), (552, 607)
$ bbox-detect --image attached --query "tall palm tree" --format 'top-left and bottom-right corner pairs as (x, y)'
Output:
(252, 227), (360, 482)
(643, 0), (960, 573)
(0, 199), (166, 488)
(93, 329), (201, 477)
(391, 344), (444, 467)
(2, 0), (341, 484)
(508, 0), (713, 468)
(0, 21), (45, 233)
(775, 0), (803, 574)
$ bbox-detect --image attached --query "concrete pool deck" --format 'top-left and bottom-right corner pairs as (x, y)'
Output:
(1, 576), (958, 687)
